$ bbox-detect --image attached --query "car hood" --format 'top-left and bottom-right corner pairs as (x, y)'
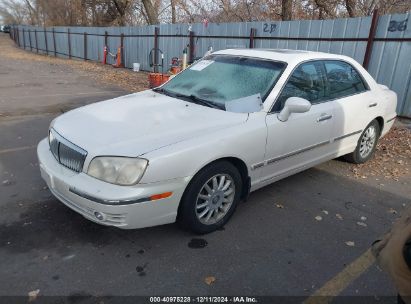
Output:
(51, 90), (248, 157)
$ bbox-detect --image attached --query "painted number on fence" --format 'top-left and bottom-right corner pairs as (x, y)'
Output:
(263, 23), (277, 34)
(388, 19), (408, 32)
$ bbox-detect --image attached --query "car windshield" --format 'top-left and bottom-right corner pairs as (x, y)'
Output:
(160, 55), (286, 109)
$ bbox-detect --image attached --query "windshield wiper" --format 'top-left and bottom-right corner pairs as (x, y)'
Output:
(152, 87), (173, 96)
(153, 88), (225, 110)
(175, 93), (225, 110)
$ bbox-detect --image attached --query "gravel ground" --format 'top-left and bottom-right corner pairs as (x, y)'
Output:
(343, 127), (411, 181)
(1, 34), (149, 92)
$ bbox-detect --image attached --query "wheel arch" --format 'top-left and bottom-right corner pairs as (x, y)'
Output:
(375, 116), (384, 136)
(177, 156), (251, 219)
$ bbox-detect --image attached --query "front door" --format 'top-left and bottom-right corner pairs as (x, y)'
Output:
(261, 61), (335, 185)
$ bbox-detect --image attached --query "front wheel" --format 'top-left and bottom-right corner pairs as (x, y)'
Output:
(178, 161), (242, 234)
(344, 120), (380, 164)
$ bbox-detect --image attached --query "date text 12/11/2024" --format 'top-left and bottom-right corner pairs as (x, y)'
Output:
(149, 296), (258, 303)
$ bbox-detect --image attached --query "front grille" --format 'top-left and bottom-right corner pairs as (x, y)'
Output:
(49, 128), (87, 173)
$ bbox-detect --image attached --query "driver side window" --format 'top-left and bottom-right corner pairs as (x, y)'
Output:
(272, 61), (326, 112)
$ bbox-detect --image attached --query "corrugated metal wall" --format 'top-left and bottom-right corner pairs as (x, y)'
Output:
(369, 13), (411, 117)
(11, 12), (411, 117)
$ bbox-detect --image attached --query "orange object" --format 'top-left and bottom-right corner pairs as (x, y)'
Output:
(102, 46), (107, 64)
(150, 192), (173, 201)
(112, 47), (124, 68)
(148, 73), (170, 88)
(170, 66), (182, 74)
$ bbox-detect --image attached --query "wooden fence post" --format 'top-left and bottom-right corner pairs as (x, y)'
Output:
(363, 9), (379, 69)
(34, 29), (38, 53)
(44, 27), (48, 55)
(67, 28), (71, 59)
(154, 27), (159, 73)
(22, 28), (26, 49)
(17, 28), (20, 47)
(29, 30), (32, 51)
(189, 30), (195, 64)
(120, 33), (125, 67)
(249, 28), (257, 48)
(52, 28), (57, 57)
(84, 32), (88, 60)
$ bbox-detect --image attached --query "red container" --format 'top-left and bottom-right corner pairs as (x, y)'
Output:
(148, 73), (170, 88)
(170, 66), (182, 75)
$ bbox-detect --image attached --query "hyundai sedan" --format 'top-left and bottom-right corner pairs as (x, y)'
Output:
(37, 49), (397, 233)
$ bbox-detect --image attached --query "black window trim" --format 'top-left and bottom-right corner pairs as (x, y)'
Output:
(268, 58), (370, 114)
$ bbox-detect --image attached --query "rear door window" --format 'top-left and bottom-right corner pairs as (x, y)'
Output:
(323, 61), (367, 99)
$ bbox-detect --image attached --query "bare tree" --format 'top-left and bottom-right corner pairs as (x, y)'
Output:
(281, 0), (292, 20)
(112, 0), (131, 25)
(0, 0), (28, 24)
(170, 0), (176, 23)
(313, 0), (336, 19)
(142, 0), (159, 24)
(345, 0), (357, 17)
(1, 0), (411, 26)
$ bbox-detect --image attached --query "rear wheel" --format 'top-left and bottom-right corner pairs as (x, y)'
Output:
(344, 120), (380, 164)
(178, 161), (242, 234)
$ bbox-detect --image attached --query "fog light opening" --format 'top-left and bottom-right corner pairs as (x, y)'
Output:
(94, 211), (105, 221)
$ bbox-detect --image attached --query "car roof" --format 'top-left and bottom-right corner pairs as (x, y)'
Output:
(213, 48), (354, 66)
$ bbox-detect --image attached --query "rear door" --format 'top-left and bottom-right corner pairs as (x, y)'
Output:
(321, 60), (373, 154)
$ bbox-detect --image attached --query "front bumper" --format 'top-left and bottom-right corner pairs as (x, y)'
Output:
(37, 138), (190, 229)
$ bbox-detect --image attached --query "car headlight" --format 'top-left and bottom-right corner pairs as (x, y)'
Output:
(87, 157), (148, 186)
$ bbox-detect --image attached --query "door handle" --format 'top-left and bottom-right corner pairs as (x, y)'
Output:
(369, 102), (378, 108)
(317, 114), (333, 122)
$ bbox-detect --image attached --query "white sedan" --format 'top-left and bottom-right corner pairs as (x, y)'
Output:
(37, 49), (397, 233)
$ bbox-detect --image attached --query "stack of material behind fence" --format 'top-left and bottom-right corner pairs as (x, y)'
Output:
(10, 11), (411, 117)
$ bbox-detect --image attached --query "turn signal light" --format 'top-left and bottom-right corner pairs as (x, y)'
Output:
(150, 192), (173, 201)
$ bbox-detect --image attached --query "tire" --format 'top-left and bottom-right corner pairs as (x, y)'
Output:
(343, 120), (380, 164)
(178, 161), (243, 234)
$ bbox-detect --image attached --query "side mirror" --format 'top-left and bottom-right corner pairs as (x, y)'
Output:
(277, 97), (311, 122)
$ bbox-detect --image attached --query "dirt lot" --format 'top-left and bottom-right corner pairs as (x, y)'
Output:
(1, 33), (410, 302)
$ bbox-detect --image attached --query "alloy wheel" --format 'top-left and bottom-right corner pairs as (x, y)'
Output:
(359, 125), (377, 158)
(195, 174), (236, 225)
